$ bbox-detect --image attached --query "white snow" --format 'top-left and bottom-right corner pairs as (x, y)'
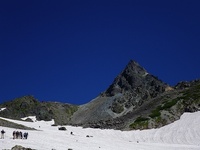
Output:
(0, 111), (200, 150)
(21, 116), (37, 122)
(0, 107), (6, 112)
(143, 72), (149, 77)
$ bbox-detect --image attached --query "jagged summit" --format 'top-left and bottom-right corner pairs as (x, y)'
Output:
(105, 60), (167, 97)
(124, 60), (148, 75)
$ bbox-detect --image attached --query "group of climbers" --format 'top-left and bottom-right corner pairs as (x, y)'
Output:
(13, 131), (28, 139)
(0, 129), (28, 139)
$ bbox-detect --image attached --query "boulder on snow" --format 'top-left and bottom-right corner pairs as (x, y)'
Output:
(11, 145), (34, 150)
(58, 126), (67, 131)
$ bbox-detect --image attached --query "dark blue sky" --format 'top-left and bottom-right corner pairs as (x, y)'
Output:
(0, 0), (200, 105)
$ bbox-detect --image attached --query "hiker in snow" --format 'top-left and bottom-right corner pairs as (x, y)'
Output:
(1, 129), (5, 139)
(26, 132), (28, 139)
(19, 131), (23, 139)
(13, 131), (16, 139)
(24, 132), (28, 139)
(16, 131), (19, 139)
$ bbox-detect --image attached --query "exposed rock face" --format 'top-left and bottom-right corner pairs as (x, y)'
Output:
(71, 79), (200, 130)
(104, 60), (168, 112)
(128, 79), (200, 130)
(70, 60), (170, 126)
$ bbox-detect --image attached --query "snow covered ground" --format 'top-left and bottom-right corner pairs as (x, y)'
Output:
(0, 111), (200, 150)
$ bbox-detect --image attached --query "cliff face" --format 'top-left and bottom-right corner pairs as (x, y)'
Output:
(70, 60), (170, 126)
(104, 60), (169, 113)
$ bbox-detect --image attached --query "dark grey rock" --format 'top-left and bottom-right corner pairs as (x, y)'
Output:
(11, 145), (35, 150)
(58, 127), (67, 131)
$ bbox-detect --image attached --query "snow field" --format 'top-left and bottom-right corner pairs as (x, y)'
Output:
(0, 111), (200, 150)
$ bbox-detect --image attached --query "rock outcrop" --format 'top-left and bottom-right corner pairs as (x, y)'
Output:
(11, 145), (35, 150)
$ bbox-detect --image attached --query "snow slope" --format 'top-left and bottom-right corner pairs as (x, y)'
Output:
(0, 111), (200, 150)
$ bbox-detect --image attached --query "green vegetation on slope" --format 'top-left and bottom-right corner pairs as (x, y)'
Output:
(129, 116), (149, 129)
(129, 80), (200, 130)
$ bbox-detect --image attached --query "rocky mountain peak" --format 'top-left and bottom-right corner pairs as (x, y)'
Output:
(70, 60), (170, 126)
(124, 60), (147, 75)
(104, 60), (167, 97)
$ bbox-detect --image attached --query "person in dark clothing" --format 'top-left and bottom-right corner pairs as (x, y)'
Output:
(24, 132), (28, 139)
(16, 131), (19, 139)
(13, 131), (16, 139)
(1, 130), (5, 139)
(20, 131), (23, 139)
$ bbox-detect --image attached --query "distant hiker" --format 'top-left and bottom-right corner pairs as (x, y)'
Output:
(24, 132), (28, 139)
(20, 131), (23, 139)
(16, 131), (19, 139)
(25, 132), (28, 139)
(13, 131), (16, 139)
(1, 129), (5, 139)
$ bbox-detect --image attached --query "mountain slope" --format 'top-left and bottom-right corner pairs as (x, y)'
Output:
(70, 60), (171, 126)
(0, 95), (78, 125)
(75, 79), (200, 130)
(70, 60), (200, 130)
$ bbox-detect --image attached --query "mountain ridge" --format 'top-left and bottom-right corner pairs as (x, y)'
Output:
(0, 60), (199, 130)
